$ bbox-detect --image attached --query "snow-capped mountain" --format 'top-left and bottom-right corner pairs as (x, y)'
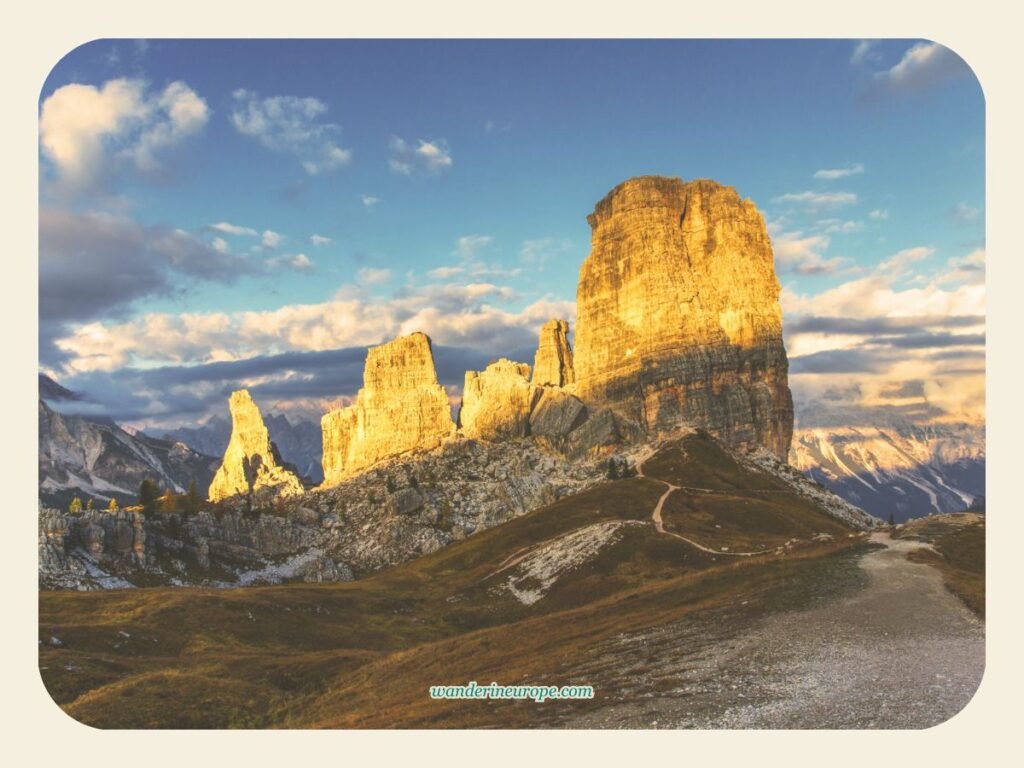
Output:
(39, 398), (220, 508)
(790, 412), (984, 522)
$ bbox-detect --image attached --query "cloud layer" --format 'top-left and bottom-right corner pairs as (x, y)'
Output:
(40, 78), (209, 192)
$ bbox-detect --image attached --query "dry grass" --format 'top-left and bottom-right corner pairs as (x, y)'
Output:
(40, 435), (867, 729)
(900, 514), (985, 618)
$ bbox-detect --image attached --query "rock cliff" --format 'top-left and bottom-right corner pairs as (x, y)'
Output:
(208, 390), (304, 502)
(532, 319), (575, 387)
(573, 176), (793, 458)
(321, 332), (456, 484)
(459, 359), (542, 440)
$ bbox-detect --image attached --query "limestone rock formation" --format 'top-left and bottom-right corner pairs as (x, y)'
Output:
(529, 387), (586, 440)
(321, 332), (456, 484)
(459, 359), (542, 441)
(208, 390), (304, 502)
(573, 176), (794, 458)
(532, 319), (575, 387)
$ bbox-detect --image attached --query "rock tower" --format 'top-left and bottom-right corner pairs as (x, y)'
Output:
(208, 390), (304, 502)
(573, 176), (793, 457)
(321, 332), (456, 485)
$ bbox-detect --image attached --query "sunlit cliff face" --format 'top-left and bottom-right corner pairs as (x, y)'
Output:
(573, 176), (793, 457)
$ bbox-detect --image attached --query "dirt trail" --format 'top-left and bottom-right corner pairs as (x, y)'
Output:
(562, 532), (985, 729)
(638, 452), (775, 557)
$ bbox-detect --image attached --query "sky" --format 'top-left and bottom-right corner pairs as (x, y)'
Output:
(38, 38), (985, 431)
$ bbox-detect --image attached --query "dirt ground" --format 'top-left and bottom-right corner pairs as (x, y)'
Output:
(558, 532), (984, 729)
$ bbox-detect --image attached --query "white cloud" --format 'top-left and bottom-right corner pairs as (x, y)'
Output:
(456, 234), (493, 260)
(948, 201), (981, 225)
(484, 119), (512, 134)
(879, 246), (934, 276)
(783, 244), (986, 423)
(773, 190), (858, 209)
(874, 42), (971, 93)
(211, 221), (258, 236)
(934, 248), (985, 286)
(773, 231), (850, 276)
(519, 238), (575, 268)
(54, 280), (575, 373)
(868, 208), (890, 221)
(850, 40), (881, 66)
(39, 78), (209, 191)
(361, 194), (381, 208)
(212, 237), (230, 254)
(261, 229), (281, 248)
(356, 267), (393, 285)
(230, 90), (351, 174)
(428, 266), (465, 279)
(424, 235), (521, 280)
(389, 136), (453, 175)
(816, 219), (861, 235)
(310, 234), (333, 246)
(123, 81), (209, 173)
(813, 163), (864, 180)
(266, 253), (314, 271)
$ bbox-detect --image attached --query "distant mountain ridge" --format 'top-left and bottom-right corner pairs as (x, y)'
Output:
(790, 404), (984, 522)
(161, 411), (324, 483)
(38, 398), (219, 508)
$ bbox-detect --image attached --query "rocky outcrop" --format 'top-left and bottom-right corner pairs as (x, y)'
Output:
(529, 387), (586, 440)
(39, 505), (150, 589)
(459, 359), (542, 440)
(532, 319), (575, 387)
(208, 390), (304, 502)
(39, 436), (606, 589)
(573, 176), (793, 458)
(321, 332), (456, 484)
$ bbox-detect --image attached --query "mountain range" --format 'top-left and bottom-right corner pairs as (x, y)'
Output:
(790, 402), (984, 522)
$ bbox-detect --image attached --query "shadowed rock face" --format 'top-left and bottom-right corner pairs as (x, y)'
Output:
(573, 176), (794, 458)
(321, 332), (456, 485)
(208, 390), (304, 502)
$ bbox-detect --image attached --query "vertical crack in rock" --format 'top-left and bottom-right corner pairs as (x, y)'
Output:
(532, 319), (575, 388)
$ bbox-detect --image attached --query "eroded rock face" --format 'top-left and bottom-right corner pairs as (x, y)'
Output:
(532, 319), (575, 387)
(529, 387), (586, 440)
(321, 332), (456, 484)
(459, 359), (542, 441)
(573, 176), (794, 458)
(208, 390), (304, 502)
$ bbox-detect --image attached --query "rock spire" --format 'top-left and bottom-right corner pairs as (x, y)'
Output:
(208, 390), (304, 502)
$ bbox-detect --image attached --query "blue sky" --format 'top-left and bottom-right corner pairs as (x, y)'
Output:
(38, 39), (985, 429)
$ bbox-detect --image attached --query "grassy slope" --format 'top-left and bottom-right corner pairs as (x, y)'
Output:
(650, 434), (852, 550)
(40, 435), (866, 728)
(896, 513), (985, 618)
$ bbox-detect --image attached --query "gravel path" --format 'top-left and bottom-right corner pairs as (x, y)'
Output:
(559, 532), (984, 729)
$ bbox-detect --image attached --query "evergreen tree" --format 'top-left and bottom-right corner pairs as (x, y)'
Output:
(107, 497), (119, 512)
(186, 480), (200, 515)
(138, 478), (161, 514)
(69, 496), (82, 515)
(159, 490), (177, 514)
(888, 513), (896, 526)
(85, 498), (94, 511)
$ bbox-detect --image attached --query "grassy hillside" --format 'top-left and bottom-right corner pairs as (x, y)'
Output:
(895, 512), (985, 617)
(39, 435), (870, 728)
